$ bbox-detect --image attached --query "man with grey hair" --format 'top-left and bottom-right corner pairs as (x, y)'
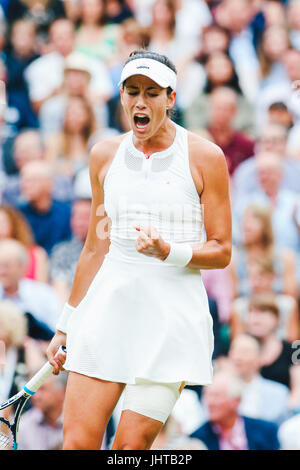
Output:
(233, 122), (300, 199)
(189, 370), (280, 449)
(2, 128), (44, 177)
(233, 151), (300, 261)
(18, 160), (72, 254)
(2, 129), (74, 205)
(0, 238), (61, 330)
(229, 334), (289, 424)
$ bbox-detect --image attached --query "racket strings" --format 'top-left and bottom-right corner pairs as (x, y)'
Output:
(0, 418), (14, 450)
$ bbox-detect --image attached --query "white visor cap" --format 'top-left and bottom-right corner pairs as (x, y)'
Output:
(118, 58), (177, 91)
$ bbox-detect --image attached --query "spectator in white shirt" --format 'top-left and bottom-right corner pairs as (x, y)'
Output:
(0, 238), (61, 330)
(25, 18), (113, 115)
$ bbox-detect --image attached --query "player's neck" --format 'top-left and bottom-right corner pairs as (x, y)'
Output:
(133, 119), (176, 156)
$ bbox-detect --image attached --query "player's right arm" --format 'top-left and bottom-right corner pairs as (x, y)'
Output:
(66, 143), (112, 307)
(46, 138), (118, 371)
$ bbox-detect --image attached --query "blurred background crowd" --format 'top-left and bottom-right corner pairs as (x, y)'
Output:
(0, 0), (300, 451)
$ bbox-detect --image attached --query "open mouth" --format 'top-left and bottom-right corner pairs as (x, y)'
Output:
(134, 114), (150, 130)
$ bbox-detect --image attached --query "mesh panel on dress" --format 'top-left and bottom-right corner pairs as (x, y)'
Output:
(0, 418), (14, 450)
(151, 154), (174, 172)
(124, 150), (143, 171)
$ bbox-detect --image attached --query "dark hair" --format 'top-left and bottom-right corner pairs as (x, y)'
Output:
(195, 24), (231, 65)
(125, 50), (177, 73)
(203, 52), (243, 95)
(123, 50), (177, 117)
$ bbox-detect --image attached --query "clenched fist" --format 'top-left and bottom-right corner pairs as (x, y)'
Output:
(134, 225), (170, 261)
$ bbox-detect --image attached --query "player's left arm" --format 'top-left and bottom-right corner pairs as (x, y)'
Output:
(134, 136), (232, 268)
(188, 137), (232, 269)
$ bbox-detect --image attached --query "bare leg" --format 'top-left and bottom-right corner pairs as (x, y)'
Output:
(112, 410), (164, 450)
(63, 372), (125, 450)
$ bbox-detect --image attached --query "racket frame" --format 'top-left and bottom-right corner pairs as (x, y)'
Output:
(0, 393), (31, 449)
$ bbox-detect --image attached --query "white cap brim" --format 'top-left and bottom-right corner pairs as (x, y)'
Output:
(118, 58), (177, 91)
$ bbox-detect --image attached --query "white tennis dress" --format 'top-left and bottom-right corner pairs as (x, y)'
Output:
(65, 123), (214, 386)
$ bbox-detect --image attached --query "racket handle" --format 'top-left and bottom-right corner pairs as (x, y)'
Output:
(24, 346), (66, 395)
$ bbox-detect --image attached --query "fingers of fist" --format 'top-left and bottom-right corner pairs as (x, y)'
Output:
(134, 225), (160, 255)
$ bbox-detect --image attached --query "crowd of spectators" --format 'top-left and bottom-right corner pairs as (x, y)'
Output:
(0, 0), (300, 451)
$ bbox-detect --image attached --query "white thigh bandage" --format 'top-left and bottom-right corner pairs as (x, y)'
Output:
(122, 379), (184, 424)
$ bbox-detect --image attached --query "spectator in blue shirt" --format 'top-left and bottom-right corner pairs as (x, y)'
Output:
(18, 160), (72, 254)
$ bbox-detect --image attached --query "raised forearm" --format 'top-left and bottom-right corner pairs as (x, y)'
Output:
(135, 227), (231, 270)
(187, 240), (232, 270)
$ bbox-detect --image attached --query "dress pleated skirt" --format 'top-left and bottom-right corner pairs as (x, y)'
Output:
(65, 254), (214, 386)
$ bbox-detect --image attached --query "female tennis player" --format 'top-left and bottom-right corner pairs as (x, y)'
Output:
(47, 50), (232, 450)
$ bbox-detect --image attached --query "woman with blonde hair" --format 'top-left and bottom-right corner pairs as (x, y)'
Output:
(0, 301), (28, 402)
(45, 95), (97, 178)
(0, 300), (47, 420)
(230, 204), (297, 299)
(0, 205), (48, 283)
(257, 25), (291, 89)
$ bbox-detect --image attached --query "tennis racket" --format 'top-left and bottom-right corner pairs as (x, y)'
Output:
(0, 345), (66, 450)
